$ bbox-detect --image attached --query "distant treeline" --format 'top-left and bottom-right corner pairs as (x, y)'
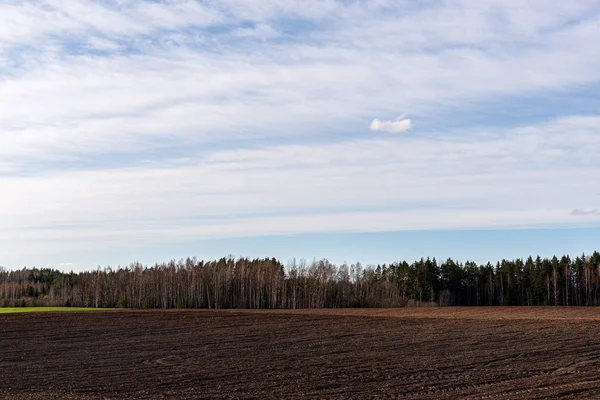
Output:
(2, 253), (600, 308)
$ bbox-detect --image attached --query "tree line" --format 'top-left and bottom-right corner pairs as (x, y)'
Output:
(2, 252), (600, 308)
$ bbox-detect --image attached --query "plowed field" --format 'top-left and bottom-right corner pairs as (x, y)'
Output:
(2, 307), (600, 399)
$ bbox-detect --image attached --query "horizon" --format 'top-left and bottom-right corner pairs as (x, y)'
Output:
(1, 1), (600, 271)
(3, 227), (600, 272)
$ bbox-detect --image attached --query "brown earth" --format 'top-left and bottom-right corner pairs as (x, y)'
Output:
(2, 307), (600, 399)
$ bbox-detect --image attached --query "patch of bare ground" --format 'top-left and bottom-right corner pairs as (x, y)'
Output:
(2, 308), (600, 399)
(277, 306), (600, 321)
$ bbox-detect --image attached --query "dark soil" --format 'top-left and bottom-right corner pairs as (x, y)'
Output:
(2, 308), (600, 399)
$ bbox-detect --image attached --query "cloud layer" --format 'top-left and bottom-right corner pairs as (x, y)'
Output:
(1, 1), (600, 164)
(0, 1), (599, 268)
(2, 115), (600, 266)
(572, 209), (599, 216)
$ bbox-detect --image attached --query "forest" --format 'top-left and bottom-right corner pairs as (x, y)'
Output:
(2, 252), (600, 308)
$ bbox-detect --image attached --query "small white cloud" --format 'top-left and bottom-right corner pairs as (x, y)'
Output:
(233, 24), (280, 40)
(370, 116), (412, 133)
(86, 37), (124, 52)
(571, 208), (599, 216)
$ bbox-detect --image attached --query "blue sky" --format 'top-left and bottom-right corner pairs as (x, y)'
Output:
(1, 1), (600, 271)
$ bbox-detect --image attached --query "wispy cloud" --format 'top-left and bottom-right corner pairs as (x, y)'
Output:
(233, 23), (280, 40)
(572, 209), (599, 216)
(370, 117), (412, 133)
(86, 37), (125, 52)
(2, 115), (600, 266)
(0, 2), (599, 164)
(0, 1), (599, 268)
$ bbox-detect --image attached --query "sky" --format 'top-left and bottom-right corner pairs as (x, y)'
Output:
(1, 0), (600, 271)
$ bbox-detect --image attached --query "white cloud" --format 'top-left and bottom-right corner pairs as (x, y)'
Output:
(86, 37), (124, 52)
(1, 1), (600, 267)
(233, 24), (280, 40)
(0, 2), (599, 163)
(1, 115), (600, 268)
(370, 117), (412, 133)
(572, 209), (599, 216)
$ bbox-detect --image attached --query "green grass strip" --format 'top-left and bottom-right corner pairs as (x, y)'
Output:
(0, 307), (114, 314)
